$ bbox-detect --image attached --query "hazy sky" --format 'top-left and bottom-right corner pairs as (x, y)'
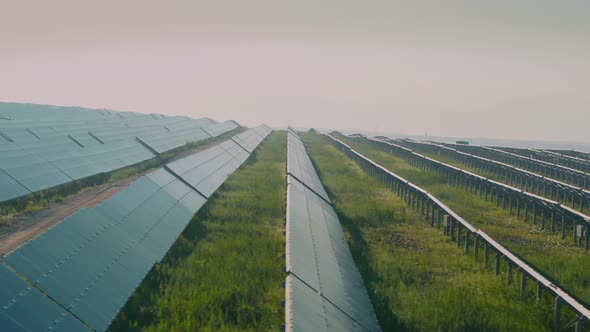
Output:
(1, 1), (589, 142)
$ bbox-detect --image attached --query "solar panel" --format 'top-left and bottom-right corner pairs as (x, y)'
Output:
(68, 186), (204, 331)
(0, 264), (89, 331)
(0, 169), (30, 202)
(95, 176), (163, 221)
(49, 155), (104, 180)
(0, 126), (41, 145)
(157, 130), (271, 200)
(0, 112), (264, 330)
(203, 120), (239, 137)
(253, 125), (272, 139)
(231, 126), (270, 153)
(287, 131), (331, 202)
(0, 143), (73, 192)
(231, 129), (260, 153)
(166, 145), (226, 177)
(4, 208), (114, 282)
(286, 176), (380, 331)
(5, 168), (207, 332)
(2, 126), (108, 180)
(165, 118), (215, 131)
(83, 142), (149, 172)
(285, 275), (368, 332)
(166, 147), (237, 198)
(137, 127), (211, 154)
(0, 103), (241, 204)
(219, 140), (250, 165)
(195, 162), (238, 197)
(50, 124), (104, 147)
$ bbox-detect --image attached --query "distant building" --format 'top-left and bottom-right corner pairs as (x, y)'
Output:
(456, 140), (469, 145)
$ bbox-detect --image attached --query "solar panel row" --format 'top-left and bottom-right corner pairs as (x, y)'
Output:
(166, 127), (271, 198)
(138, 127), (211, 154)
(231, 125), (272, 153)
(4, 170), (206, 331)
(286, 275), (368, 332)
(2, 125), (271, 332)
(285, 131), (380, 332)
(287, 131), (331, 202)
(0, 263), (90, 331)
(203, 120), (240, 137)
(0, 103), (241, 204)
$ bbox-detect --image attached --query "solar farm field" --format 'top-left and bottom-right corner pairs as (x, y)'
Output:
(298, 133), (550, 330)
(0, 103), (589, 331)
(0, 103), (272, 331)
(109, 131), (287, 331)
(333, 133), (590, 305)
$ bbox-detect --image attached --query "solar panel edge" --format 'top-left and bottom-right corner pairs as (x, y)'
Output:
(285, 274), (295, 332)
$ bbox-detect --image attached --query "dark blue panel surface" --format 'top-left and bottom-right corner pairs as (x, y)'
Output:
(203, 120), (239, 137)
(138, 127), (210, 154)
(1, 117), (255, 330)
(0, 169), (30, 202)
(287, 131), (331, 202)
(166, 147), (237, 198)
(231, 128), (265, 153)
(0, 144), (72, 192)
(286, 275), (368, 332)
(5, 167), (209, 331)
(286, 175), (380, 331)
(0, 264), (89, 331)
(0, 102), (238, 204)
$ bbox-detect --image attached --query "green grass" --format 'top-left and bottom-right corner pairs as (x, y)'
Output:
(0, 128), (244, 224)
(338, 135), (590, 308)
(300, 133), (554, 331)
(109, 131), (286, 332)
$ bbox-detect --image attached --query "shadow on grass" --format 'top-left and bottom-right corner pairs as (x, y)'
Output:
(311, 150), (406, 330)
(335, 208), (406, 331)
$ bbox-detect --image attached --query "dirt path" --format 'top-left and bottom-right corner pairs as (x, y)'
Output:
(0, 176), (139, 256)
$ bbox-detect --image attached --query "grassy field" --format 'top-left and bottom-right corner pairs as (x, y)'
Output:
(299, 133), (554, 331)
(0, 128), (243, 226)
(109, 131), (286, 331)
(336, 134), (590, 309)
